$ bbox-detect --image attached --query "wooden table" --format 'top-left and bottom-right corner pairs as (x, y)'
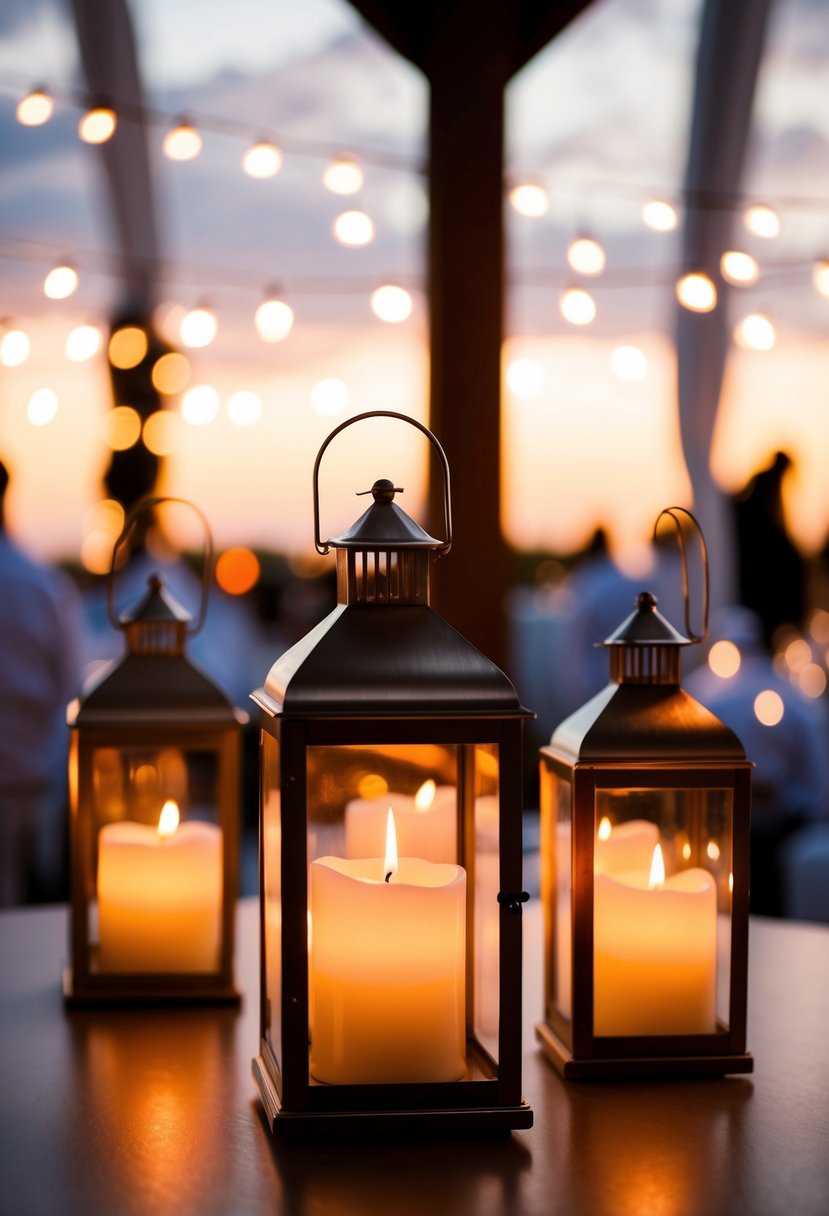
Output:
(1, 899), (827, 1216)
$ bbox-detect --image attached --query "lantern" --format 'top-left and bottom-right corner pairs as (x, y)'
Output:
(251, 412), (533, 1135)
(537, 508), (752, 1078)
(65, 498), (244, 1006)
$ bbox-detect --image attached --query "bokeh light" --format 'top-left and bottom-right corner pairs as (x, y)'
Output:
(610, 345), (647, 382)
(808, 609), (829, 644)
(754, 689), (784, 726)
(215, 547), (261, 595)
(370, 285), (412, 323)
(180, 307), (218, 348)
(506, 357), (544, 399)
(333, 210), (374, 247)
(560, 286), (596, 326)
(66, 324), (102, 362)
(143, 410), (180, 456)
(744, 203), (780, 238)
(566, 236), (606, 276)
(509, 182), (549, 217)
(17, 89), (53, 126)
(812, 259), (829, 299)
(799, 664), (827, 699)
(108, 326), (148, 369)
(27, 388), (58, 426)
(720, 250), (759, 285)
(181, 384), (220, 425)
(78, 106), (117, 144)
(151, 352), (191, 395)
(102, 406), (142, 451)
(1, 329), (30, 367)
(784, 638), (811, 672)
(254, 298), (294, 342)
(676, 271), (717, 312)
(242, 141), (283, 179)
(642, 198), (678, 231)
(310, 378), (349, 417)
(734, 313), (775, 351)
(227, 391), (262, 426)
(44, 265), (78, 300)
(708, 640), (741, 678)
(323, 154), (363, 195)
(163, 121), (202, 161)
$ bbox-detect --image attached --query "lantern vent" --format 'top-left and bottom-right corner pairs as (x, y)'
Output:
(120, 574), (190, 656)
(603, 591), (689, 686)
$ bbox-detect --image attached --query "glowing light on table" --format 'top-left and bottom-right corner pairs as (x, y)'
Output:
(333, 210), (374, 247)
(720, 250), (759, 285)
(255, 298), (294, 342)
(180, 307), (217, 348)
(509, 182), (549, 217)
(323, 155), (363, 195)
(507, 357), (544, 399)
(163, 121), (202, 161)
(227, 391), (262, 426)
(309, 809), (466, 1083)
(611, 345), (647, 382)
(17, 89), (53, 126)
(108, 326), (147, 369)
(181, 385), (220, 426)
(642, 198), (678, 231)
(242, 141), (283, 178)
(1, 329), (30, 366)
(734, 313), (775, 351)
(744, 203), (780, 238)
(66, 324), (102, 362)
(676, 272), (716, 312)
(371, 285), (412, 323)
(27, 388), (58, 426)
(44, 265), (78, 300)
(567, 236), (606, 276)
(560, 286), (596, 326)
(593, 843), (717, 1035)
(79, 106), (116, 144)
(708, 640), (741, 678)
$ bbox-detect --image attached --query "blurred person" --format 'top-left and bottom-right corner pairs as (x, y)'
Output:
(686, 606), (829, 916)
(0, 458), (82, 904)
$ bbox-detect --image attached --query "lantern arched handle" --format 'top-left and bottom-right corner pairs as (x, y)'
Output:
(653, 506), (709, 642)
(312, 411), (453, 556)
(107, 495), (214, 638)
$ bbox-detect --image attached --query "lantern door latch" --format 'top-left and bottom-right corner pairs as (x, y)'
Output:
(498, 890), (530, 914)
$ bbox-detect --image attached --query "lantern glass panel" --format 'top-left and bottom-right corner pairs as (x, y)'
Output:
(592, 786), (733, 1036)
(472, 742), (500, 1060)
(262, 731), (283, 1072)
(540, 766), (573, 1028)
(87, 743), (223, 974)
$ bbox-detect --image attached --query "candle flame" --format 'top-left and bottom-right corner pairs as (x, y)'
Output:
(415, 779), (436, 812)
(597, 816), (612, 842)
(157, 799), (180, 839)
(648, 843), (665, 889)
(384, 807), (399, 879)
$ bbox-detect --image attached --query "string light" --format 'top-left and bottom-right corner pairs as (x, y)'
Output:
(333, 210), (374, 247)
(27, 388), (58, 426)
(370, 284), (412, 323)
(754, 689), (784, 726)
(108, 325), (148, 369)
(65, 324), (102, 362)
(0, 328), (30, 367)
(560, 286), (596, 326)
(78, 105), (117, 144)
(812, 258), (829, 298)
(101, 405), (142, 450)
(16, 88), (54, 127)
(323, 154), (363, 195)
(799, 664), (827, 699)
(708, 640), (741, 678)
(734, 312), (775, 351)
(310, 377), (348, 417)
(720, 250), (759, 285)
(43, 264), (78, 299)
(254, 296), (294, 342)
(242, 140), (283, 179)
(506, 357), (544, 399)
(151, 352), (191, 395)
(676, 271), (717, 312)
(509, 182), (549, 217)
(610, 345), (647, 381)
(181, 384), (220, 425)
(566, 236), (606, 276)
(180, 306), (217, 348)
(163, 120), (202, 161)
(227, 391), (262, 426)
(142, 410), (180, 456)
(642, 198), (678, 232)
(744, 203), (780, 239)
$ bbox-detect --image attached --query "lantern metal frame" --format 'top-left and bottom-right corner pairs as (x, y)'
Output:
(64, 497), (244, 1008)
(252, 412), (533, 1136)
(536, 508), (753, 1079)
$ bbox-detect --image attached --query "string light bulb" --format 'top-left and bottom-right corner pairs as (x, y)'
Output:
(163, 120), (202, 161)
(43, 263), (78, 300)
(566, 235), (606, 276)
(227, 391), (263, 426)
(642, 198), (678, 232)
(676, 271), (717, 312)
(255, 295), (294, 342)
(560, 286), (596, 326)
(1, 328), (30, 367)
(743, 203), (780, 239)
(610, 345), (647, 382)
(181, 384), (220, 425)
(506, 357), (544, 399)
(65, 324), (102, 362)
(180, 305), (218, 348)
(310, 378), (349, 417)
(333, 210), (374, 247)
(323, 154), (362, 195)
(509, 182), (549, 217)
(720, 250), (759, 285)
(108, 325), (148, 369)
(17, 88), (54, 126)
(734, 312), (775, 351)
(27, 388), (59, 426)
(243, 140), (283, 179)
(78, 105), (117, 144)
(812, 258), (829, 299)
(370, 284), (412, 323)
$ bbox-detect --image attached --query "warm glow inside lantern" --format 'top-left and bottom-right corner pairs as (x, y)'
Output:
(252, 412), (533, 1135)
(537, 508), (752, 1078)
(65, 499), (244, 1006)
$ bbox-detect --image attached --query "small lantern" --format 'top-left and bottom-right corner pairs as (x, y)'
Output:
(252, 412), (533, 1135)
(65, 497), (244, 1006)
(537, 508), (752, 1078)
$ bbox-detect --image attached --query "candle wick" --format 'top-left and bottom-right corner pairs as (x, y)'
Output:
(385, 871), (392, 883)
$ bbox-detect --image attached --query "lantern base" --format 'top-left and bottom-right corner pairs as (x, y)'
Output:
(535, 1022), (753, 1080)
(62, 965), (241, 1009)
(252, 1055), (533, 1139)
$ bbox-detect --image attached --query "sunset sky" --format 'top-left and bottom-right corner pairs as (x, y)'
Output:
(0, 0), (827, 565)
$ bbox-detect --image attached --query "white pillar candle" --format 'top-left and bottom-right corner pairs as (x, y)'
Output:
(594, 845), (717, 1036)
(344, 781), (456, 863)
(97, 801), (222, 973)
(310, 814), (466, 1084)
(595, 817), (660, 874)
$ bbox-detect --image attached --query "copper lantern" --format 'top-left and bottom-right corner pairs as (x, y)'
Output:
(251, 412), (533, 1136)
(65, 498), (243, 1007)
(537, 508), (753, 1078)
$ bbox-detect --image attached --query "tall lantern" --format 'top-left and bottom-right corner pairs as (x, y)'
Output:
(65, 498), (243, 1007)
(537, 508), (752, 1078)
(252, 412), (533, 1136)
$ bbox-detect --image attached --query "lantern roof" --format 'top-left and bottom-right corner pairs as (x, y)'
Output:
(327, 480), (442, 550)
(254, 602), (528, 718)
(118, 573), (192, 626)
(602, 591), (691, 648)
